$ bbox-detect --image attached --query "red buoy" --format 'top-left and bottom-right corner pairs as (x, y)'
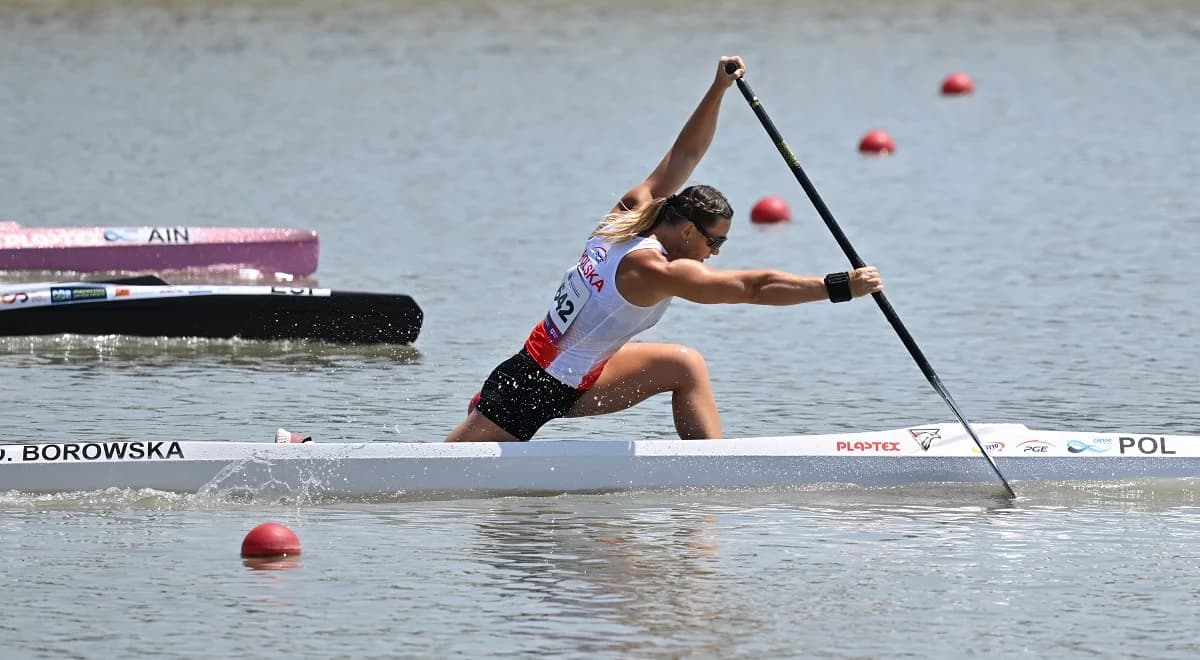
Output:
(941, 72), (974, 96)
(241, 522), (302, 558)
(468, 391), (482, 414)
(749, 196), (791, 224)
(858, 130), (895, 155)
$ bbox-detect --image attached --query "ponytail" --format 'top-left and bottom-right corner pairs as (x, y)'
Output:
(590, 197), (669, 243)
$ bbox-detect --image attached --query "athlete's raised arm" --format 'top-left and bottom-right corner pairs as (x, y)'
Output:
(611, 56), (746, 215)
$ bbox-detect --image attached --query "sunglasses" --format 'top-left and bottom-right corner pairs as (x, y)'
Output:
(688, 217), (728, 250)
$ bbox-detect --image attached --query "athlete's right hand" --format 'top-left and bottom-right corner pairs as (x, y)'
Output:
(850, 266), (884, 298)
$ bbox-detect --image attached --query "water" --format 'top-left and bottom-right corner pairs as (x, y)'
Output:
(1, 0), (1199, 656)
(4, 491), (1200, 657)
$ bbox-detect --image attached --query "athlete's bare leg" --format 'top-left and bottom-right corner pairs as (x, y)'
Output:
(565, 342), (722, 439)
(444, 411), (520, 442)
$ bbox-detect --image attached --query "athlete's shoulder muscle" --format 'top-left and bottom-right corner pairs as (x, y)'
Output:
(621, 253), (753, 306)
(615, 248), (672, 306)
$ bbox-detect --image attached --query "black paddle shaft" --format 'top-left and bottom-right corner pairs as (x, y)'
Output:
(724, 61), (1015, 497)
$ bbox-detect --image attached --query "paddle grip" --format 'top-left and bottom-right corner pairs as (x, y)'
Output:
(724, 61), (738, 75)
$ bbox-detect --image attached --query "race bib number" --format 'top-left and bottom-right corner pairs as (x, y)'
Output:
(544, 266), (592, 341)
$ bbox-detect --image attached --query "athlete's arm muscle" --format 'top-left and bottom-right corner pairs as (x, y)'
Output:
(611, 57), (745, 215)
(618, 251), (882, 307)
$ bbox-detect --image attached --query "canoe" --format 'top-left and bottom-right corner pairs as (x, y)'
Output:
(0, 221), (318, 276)
(0, 275), (422, 344)
(1, 424), (1194, 498)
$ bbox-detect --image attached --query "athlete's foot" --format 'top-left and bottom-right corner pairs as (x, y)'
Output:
(274, 428), (313, 444)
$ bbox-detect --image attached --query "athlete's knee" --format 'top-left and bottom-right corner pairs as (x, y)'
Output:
(666, 344), (710, 383)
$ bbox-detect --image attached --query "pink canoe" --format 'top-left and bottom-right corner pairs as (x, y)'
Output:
(0, 222), (318, 276)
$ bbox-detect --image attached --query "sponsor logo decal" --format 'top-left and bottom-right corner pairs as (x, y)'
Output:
(1118, 436), (1176, 455)
(971, 442), (1006, 455)
(102, 228), (139, 242)
(50, 287), (108, 303)
(1017, 439), (1053, 453)
(836, 441), (901, 452)
(115, 288), (130, 297)
(11, 441), (185, 463)
(1066, 438), (1113, 454)
(270, 286), (314, 295)
(1, 292), (29, 304)
(588, 245), (608, 264)
(909, 428), (939, 451)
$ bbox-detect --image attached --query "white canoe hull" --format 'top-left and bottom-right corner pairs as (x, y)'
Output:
(1, 424), (1196, 498)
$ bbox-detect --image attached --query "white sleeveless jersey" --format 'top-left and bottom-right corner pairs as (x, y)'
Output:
(524, 235), (672, 389)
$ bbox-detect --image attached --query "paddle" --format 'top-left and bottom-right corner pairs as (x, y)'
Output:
(726, 62), (1016, 498)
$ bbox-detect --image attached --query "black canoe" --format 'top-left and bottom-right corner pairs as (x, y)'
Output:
(0, 276), (423, 344)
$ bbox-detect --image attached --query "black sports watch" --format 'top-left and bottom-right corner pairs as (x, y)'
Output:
(824, 271), (852, 303)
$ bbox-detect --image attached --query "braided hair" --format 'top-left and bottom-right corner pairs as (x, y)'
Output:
(591, 185), (734, 243)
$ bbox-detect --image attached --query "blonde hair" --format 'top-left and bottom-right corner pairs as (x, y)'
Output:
(590, 185), (735, 244)
(590, 197), (670, 243)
